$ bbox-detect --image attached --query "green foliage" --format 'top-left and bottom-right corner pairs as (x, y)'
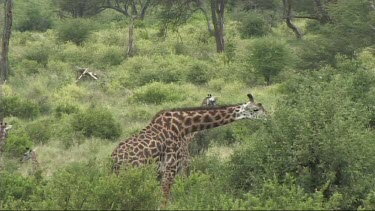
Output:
(14, 0), (53, 32)
(230, 62), (375, 209)
(53, 0), (102, 18)
(92, 164), (162, 210)
(21, 161), (161, 210)
(111, 55), (189, 88)
(0, 172), (37, 206)
(238, 12), (272, 38)
(3, 129), (33, 158)
(169, 172), (241, 210)
(249, 37), (293, 84)
(54, 102), (80, 118)
(25, 118), (53, 145)
(56, 18), (96, 45)
(130, 82), (190, 105)
(240, 175), (342, 210)
(185, 60), (211, 85)
(0, 96), (40, 120)
(23, 41), (53, 67)
(71, 107), (121, 140)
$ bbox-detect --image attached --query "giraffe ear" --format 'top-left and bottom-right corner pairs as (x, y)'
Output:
(247, 94), (254, 102)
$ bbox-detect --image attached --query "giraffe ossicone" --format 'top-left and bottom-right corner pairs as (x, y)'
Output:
(111, 93), (266, 207)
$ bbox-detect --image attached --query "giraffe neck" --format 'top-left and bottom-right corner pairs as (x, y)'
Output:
(152, 104), (243, 137)
(0, 126), (6, 143)
(0, 126), (6, 152)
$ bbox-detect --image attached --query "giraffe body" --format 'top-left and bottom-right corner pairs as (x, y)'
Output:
(112, 94), (266, 206)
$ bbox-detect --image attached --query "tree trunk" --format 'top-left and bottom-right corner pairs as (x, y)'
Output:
(283, 0), (303, 39)
(0, 0), (13, 84)
(210, 0), (225, 53)
(127, 17), (135, 57)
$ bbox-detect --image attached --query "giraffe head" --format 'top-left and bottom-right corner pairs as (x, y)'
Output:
(21, 147), (34, 162)
(235, 94), (267, 120)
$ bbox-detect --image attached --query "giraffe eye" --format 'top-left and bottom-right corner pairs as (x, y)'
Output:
(253, 108), (259, 112)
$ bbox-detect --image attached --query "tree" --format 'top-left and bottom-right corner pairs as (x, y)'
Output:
(99, 0), (153, 57)
(0, 0), (12, 84)
(158, 0), (227, 53)
(53, 0), (102, 18)
(158, 0), (213, 37)
(282, 0), (303, 39)
(249, 37), (292, 85)
(210, 0), (225, 53)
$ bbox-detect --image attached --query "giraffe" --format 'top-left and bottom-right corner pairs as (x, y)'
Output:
(0, 122), (12, 154)
(112, 93), (266, 207)
(21, 147), (40, 175)
(178, 93), (219, 176)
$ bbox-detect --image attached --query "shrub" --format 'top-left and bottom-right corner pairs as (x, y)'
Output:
(3, 129), (33, 158)
(25, 161), (161, 210)
(130, 82), (189, 105)
(92, 164), (162, 210)
(229, 66), (375, 209)
(249, 37), (293, 85)
(14, 0), (53, 32)
(0, 96), (40, 120)
(0, 172), (37, 206)
(238, 12), (271, 38)
(25, 118), (53, 145)
(56, 19), (96, 45)
(168, 172), (240, 210)
(185, 60), (211, 85)
(110, 55), (191, 89)
(240, 175), (342, 210)
(54, 103), (80, 118)
(71, 107), (121, 140)
(23, 42), (52, 67)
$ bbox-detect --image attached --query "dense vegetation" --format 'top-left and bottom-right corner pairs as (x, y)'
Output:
(0, 0), (374, 210)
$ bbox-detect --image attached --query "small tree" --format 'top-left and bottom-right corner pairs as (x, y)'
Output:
(249, 37), (292, 85)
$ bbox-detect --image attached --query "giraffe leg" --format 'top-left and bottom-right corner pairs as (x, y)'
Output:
(161, 167), (177, 208)
(160, 152), (179, 208)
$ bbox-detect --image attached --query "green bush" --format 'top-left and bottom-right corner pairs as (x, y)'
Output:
(25, 118), (53, 145)
(54, 102), (80, 118)
(168, 172), (240, 210)
(110, 55), (191, 88)
(0, 172), (37, 206)
(71, 107), (121, 140)
(238, 12), (271, 38)
(130, 82), (189, 105)
(3, 129), (33, 158)
(229, 66), (375, 209)
(92, 164), (162, 210)
(185, 60), (211, 85)
(0, 96), (40, 120)
(56, 19), (96, 45)
(23, 42), (52, 67)
(240, 175), (342, 210)
(14, 0), (53, 32)
(249, 37), (293, 85)
(23, 161), (161, 210)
